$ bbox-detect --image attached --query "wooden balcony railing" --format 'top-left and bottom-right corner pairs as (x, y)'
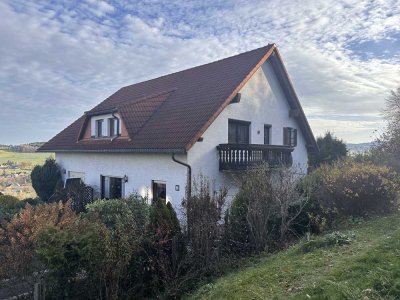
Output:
(216, 143), (294, 171)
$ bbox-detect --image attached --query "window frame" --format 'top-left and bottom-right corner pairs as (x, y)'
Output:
(228, 119), (251, 144)
(283, 127), (297, 147)
(100, 175), (124, 199)
(152, 180), (166, 204)
(264, 124), (271, 145)
(108, 117), (118, 137)
(96, 119), (103, 138)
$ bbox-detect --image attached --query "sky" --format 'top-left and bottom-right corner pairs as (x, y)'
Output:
(0, 0), (399, 145)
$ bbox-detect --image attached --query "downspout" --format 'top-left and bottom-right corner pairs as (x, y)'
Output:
(111, 112), (120, 141)
(172, 153), (191, 199)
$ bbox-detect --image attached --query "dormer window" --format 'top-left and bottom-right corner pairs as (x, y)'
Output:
(90, 114), (121, 139)
(96, 119), (103, 137)
(108, 117), (118, 137)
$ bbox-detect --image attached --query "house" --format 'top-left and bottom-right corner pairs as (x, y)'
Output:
(38, 44), (317, 210)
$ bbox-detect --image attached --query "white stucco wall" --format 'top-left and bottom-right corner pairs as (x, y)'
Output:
(56, 152), (188, 212)
(187, 60), (309, 199)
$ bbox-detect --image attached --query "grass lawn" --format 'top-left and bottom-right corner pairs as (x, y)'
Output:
(188, 213), (400, 300)
(0, 151), (53, 167)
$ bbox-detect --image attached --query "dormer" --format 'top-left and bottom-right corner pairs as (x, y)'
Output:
(79, 110), (129, 141)
(90, 113), (121, 138)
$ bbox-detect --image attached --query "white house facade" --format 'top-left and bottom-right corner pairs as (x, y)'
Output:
(39, 44), (317, 212)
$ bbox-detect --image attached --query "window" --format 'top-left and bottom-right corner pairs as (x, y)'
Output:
(96, 119), (103, 137)
(228, 119), (250, 144)
(101, 175), (123, 199)
(108, 118), (118, 137)
(152, 180), (166, 203)
(68, 171), (85, 182)
(264, 125), (271, 145)
(283, 127), (297, 147)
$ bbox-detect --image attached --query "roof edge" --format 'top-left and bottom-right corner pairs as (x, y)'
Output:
(184, 44), (276, 151)
(37, 148), (186, 154)
(271, 48), (318, 152)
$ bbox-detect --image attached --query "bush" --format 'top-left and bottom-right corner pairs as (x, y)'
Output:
(184, 174), (227, 270)
(317, 159), (399, 217)
(300, 231), (355, 253)
(31, 158), (62, 202)
(226, 165), (307, 253)
(0, 196), (43, 229)
(38, 195), (186, 299)
(0, 201), (79, 280)
(36, 223), (97, 299)
(0, 195), (20, 226)
(142, 200), (186, 298)
(298, 159), (399, 233)
(85, 195), (150, 299)
(0, 195), (19, 210)
(296, 171), (338, 233)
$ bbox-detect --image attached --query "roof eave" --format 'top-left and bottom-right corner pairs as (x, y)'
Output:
(36, 148), (186, 154)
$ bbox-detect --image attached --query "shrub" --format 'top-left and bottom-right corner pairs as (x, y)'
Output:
(142, 200), (186, 298)
(296, 171), (338, 233)
(31, 158), (61, 202)
(309, 131), (347, 168)
(0, 195), (20, 225)
(300, 231), (355, 253)
(227, 164), (307, 253)
(0, 194), (19, 210)
(0, 201), (79, 280)
(184, 174), (227, 270)
(36, 223), (97, 299)
(86, 194), (149, 231)
(317, 159), (399, 217)
(0, 196), (43, 229)
(85, 195), (150, 299)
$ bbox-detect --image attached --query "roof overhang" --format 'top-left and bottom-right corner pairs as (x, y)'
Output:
(84, 108), (118, 117)
(37, 148), (186, 154)
(269, 49), (318, 152)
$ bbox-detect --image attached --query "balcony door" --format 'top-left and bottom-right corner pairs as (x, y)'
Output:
(228, 119), (250, 144)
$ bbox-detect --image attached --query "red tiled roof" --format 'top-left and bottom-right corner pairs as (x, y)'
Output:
(39, 44), (317, 153)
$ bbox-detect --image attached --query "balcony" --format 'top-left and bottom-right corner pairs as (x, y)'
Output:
(216, 143), (294, 171)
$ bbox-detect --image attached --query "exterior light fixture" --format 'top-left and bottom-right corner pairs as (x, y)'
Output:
(123, 175), (128, 183)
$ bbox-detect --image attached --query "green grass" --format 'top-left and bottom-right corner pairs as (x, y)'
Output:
(0, 150), (53, 167)
(188, 213), (400, 300)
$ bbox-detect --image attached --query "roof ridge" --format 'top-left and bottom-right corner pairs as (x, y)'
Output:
(120, 44), (275, 91)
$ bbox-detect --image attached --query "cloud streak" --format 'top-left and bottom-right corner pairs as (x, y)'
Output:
(0, 0), (399, 144)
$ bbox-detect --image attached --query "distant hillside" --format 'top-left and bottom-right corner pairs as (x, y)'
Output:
(0, 142), (45, 153)
(346, 142), (372, 154)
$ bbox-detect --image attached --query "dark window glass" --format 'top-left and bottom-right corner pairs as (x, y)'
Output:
(228, 120), (250, 144)
(109, 118), (115, 136)
(264, 125), (271, 144)
(96, 120), (103, 137)
(152, 181), (166, 203)
(283, 127), (297, 147)
(101, 176), (122, 199)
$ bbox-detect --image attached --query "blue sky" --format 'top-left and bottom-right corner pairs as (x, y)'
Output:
(1, 0), (399, 144)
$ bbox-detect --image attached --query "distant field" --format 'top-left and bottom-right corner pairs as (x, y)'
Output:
(0, 151), (54, 199)
(0, 150), (53, 166)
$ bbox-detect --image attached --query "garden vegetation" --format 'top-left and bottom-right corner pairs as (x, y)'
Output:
(1, 155), (398, 299)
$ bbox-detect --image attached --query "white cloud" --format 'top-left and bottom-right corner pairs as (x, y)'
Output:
(0, 0), (399, 144)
